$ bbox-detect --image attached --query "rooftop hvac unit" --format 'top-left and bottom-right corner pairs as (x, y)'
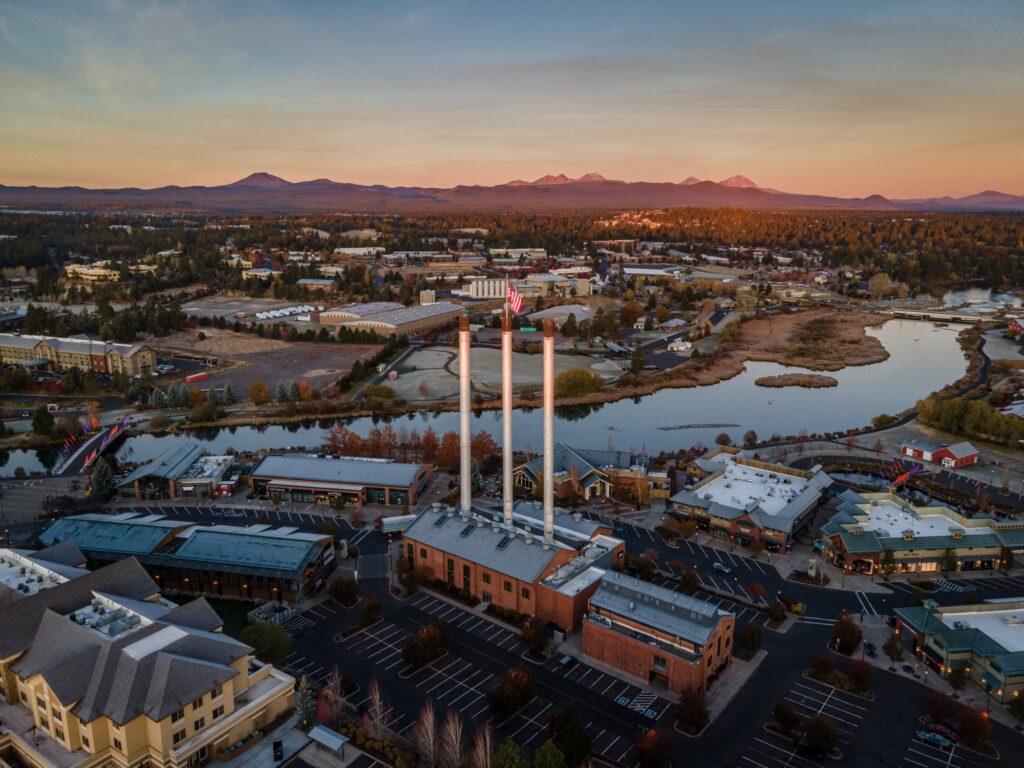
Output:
(1003, 616), (1021, 625)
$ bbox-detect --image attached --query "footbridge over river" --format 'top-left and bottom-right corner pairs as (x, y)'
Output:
(886, 308), (984, 324)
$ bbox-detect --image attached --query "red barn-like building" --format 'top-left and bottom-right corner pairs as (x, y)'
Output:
(900, 439), (979, 469)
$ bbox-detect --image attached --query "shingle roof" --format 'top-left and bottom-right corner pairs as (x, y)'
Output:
(251, 453), (424, 488)
(591, 573), (729, 646)
(0, 557), (158, 660)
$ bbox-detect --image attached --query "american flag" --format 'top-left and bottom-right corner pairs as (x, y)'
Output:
(506, 280), (523, 314)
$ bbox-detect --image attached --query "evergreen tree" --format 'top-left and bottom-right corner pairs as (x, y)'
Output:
(531, 740), (566, 768)
(90, 459), (115, 498)
(295, 675), (317, 728)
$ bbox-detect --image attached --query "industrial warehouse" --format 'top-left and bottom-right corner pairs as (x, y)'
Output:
(310, 300), (463, 336)
(670, 446), (832, 553)
(39, 512), (336, 602)
(249, 453), (432, 506)
(820, 490), (1024, 574)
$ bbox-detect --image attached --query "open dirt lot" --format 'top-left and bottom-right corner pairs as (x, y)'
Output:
(387, 346), (621, 402)
(153, 328), (379, 393)
(180, 295), (322, 322)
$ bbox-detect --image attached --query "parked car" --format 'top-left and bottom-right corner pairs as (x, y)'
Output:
(927, 723), (959, 744)
(557, 655), (577, 673)
(712, 562), (732, 574)
(917, 730), (953, 749)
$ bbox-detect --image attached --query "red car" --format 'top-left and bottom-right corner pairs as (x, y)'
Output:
(927, 723), (960, 744)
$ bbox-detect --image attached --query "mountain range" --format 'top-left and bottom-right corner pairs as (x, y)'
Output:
(1, 171), (1021, 213)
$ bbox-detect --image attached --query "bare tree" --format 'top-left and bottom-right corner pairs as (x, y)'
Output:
(320, 666), (347, 726)
(362, 679), (391, 742)
(469, 723), (493, 768)
(413, 699), (437, 768)
(439, 709), (464, 768)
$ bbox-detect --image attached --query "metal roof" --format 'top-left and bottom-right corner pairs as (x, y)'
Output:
(40, 513), (186, 556)
(590, 573), (729, 646)
(404, 507), (560, 583)
(117, 442), (206, 486)
(251, 453), (424, 488)
(171, 526), (331, 572)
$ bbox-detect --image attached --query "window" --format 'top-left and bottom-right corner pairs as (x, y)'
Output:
(406, 544), (414, 560)
(482, 573), (491, 584)
(173, 729), (186, 745)
(717, 636), (721, 655)
(653, 655), (667, 672)
(40, 718), (48, 730)
(194, 717), (205, 731)
(211, 685), (223, 699)
(36, 696), (46, 710)
(171, 708), (185, 723)
(419, 548), (427, 559)
(212, 705), (225, 720)
(191, 695), (203, 710)
(55, 727), (65, 742)
(503, 580), (511, 592)
(521, 587), (531, 599)
(19, 691), (26, 703)
(82, 736), (90, 750)
(51, 707), (62, 722)
(114, 738), (123, 752)
(482, 591), (491, 603)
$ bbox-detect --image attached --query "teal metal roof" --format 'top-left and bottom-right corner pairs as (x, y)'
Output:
(39, 514), (185, 556)
(170, 527), (329, 573)
(117, 442), (205, 487)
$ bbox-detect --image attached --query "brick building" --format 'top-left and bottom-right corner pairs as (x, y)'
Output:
(403, 501), (625, 632)
(582, 574), (734, 694)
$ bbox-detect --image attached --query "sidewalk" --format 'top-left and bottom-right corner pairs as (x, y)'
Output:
(857, 616), (1021, 733)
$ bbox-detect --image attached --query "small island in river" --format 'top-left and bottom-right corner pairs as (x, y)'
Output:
(755, 373), (839, 389)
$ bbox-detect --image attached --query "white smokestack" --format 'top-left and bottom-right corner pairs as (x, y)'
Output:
(502, 314), (514, 529)
(543, 319), (555, 545)
(459, 316), (472, 515)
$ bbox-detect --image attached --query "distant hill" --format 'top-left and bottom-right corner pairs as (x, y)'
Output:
(1, 172), (1021, 213)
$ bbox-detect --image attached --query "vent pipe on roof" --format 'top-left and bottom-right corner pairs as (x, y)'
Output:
(502, 313), (515, 530)
(459, 316), (472, 516)
(543, 320), (555, 546)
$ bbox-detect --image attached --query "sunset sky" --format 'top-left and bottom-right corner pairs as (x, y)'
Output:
(1, 0), (1022, 198)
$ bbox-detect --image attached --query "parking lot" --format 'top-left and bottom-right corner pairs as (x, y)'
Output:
(409, 594), (528, 654)
(737, 678), (869, 767)
(900, 730), (999, 768)
(884, 574), (1024, 595)
(540, 655), (675, 723)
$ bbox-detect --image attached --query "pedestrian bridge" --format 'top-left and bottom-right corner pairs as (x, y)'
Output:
(886, 309), (983, 324)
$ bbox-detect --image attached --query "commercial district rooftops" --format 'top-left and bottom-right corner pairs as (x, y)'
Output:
(672, 448), (830, 533)
(39, 513), (333, 576)
(821, 491), (1024, 553)
(251, 452), (425, 488)
(0, 542), (88, 602)
(896, 600), (1024, 676)
(591, 572), (731, 646)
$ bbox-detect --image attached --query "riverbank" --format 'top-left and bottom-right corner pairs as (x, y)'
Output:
(754, 373), (838, 389)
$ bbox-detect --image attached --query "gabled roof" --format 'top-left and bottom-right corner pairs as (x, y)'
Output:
(517, 442), (636, 482)
(0, 557), (158, 660)
(117, 442), (206, 487)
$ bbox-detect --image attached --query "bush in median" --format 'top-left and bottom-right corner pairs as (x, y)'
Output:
(486, 666), (535, 722)
(403, 621), (447, 668)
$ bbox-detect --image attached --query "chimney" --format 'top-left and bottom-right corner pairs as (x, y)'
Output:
(502, 314), (514, 529)
(543, 319), (555, 545)
(459, 316), (472, 516)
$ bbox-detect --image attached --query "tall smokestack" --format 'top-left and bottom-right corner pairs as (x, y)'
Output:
(543, 319), (555, 545)
(459, 316), (472, 516)
(502, 314), (514, 529)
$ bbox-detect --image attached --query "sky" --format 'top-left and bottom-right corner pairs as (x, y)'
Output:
(1, 0), (1022, 198)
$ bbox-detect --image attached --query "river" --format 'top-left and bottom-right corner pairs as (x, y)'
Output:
(0, 318), (970, 476)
